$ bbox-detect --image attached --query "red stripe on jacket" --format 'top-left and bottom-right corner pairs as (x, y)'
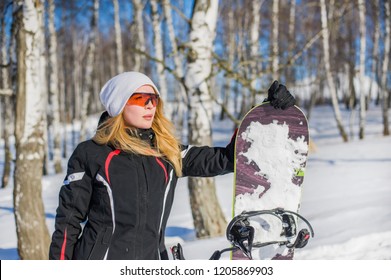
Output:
(60, 228), (67, 260)
(105, 150), (121, 185)
(155, 158), (168, 184)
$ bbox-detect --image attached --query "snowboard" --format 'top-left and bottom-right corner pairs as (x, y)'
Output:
(232, 102), (309, 260)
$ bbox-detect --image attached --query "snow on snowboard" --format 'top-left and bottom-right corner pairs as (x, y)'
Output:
(230, 102), (313, 260)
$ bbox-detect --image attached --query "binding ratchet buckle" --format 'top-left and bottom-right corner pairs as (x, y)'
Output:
(227, 219), (255, 259)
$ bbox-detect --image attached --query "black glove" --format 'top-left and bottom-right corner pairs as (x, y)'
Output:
(266, 80), (296, 109)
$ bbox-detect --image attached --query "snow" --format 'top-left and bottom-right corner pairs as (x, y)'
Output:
(0, 104), (391, 260)
(238, 120), (307, 212)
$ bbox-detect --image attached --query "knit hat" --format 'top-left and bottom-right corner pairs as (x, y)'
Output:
(99, 71), (160, 117)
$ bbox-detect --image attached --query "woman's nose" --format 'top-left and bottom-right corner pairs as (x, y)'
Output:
(144, 98), (154, 108)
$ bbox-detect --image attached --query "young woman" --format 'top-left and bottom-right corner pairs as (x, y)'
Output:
(49, 71), (295, 260)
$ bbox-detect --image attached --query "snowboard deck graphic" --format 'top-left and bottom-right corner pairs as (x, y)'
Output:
(232, 102), (309, 260)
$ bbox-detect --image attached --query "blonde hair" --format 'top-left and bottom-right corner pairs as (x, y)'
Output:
(93, 100), (183, 176)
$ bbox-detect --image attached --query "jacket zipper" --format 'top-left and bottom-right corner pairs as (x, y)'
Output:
(156, 157), (175, 259)
(135, 159), (149, 258)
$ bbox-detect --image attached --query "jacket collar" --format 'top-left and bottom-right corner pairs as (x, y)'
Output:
(136, 128), (155, 146)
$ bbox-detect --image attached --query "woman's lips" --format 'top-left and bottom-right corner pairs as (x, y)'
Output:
(143, 114), (153, 120)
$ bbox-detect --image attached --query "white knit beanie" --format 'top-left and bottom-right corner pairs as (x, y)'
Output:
(99, 71), (160, 117)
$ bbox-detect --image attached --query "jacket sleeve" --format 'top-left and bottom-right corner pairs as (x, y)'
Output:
(49, 143), (94, 260)
(181, 144), (234, 177)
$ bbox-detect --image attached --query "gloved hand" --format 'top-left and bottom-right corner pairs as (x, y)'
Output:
(266, 80), (296, 109)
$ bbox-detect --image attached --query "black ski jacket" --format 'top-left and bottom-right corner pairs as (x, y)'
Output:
(49, 131), (234, 260)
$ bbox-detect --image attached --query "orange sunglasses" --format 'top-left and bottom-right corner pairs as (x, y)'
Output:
(126, 92), (159, 107)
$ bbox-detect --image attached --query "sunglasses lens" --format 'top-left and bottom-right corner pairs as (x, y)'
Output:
(127, 93), (159, 107)
(149, 95), (158, 106)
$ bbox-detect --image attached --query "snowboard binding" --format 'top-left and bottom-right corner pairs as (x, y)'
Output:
(171, 243), (186, 260)
(226, 208), (314, 259)
(171, 208), (314, 260)
(227, 218), (255, 259)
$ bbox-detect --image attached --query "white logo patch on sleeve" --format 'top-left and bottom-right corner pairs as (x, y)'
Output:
(63, 172), (85, 185)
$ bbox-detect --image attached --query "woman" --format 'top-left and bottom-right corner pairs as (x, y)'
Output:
(49, 71), (295, 260)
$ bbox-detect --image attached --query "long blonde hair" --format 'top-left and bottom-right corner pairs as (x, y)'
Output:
(93, 100), (183, 176)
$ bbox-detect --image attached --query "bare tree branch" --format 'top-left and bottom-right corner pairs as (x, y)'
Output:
(0, 88), (12, 96)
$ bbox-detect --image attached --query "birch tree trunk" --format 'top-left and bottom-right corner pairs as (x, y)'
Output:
(380, 0), (390, 136)
(72, 31), (82, 145)
(79, 0), (99, 141)
(13, 0), (50, 259)
(320, 0), (348, 142)
(249, 0), (261, 106)
(48, 0), (62, 173)
(271, 0), (279, 77)
(345, 4), (357, 138)
(184, 0), (226, 238)
(150, 0), (168, 102)
(1, 3), (13, 188)
(113, 0), (124, 73)
(358, 0), (366, 139)
(220, 3), (235, 120)
(1, 92), (14, 188)
(162, 0), (187, 130)
(236, 12), (246, 117)
(286, 0), (296, 86)
(1, 95), (13, 189)
(369, 0), (380, 106)
(132, 0), (145, 72)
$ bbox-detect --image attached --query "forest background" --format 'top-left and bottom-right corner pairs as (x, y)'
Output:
(0, 0), (390, 260)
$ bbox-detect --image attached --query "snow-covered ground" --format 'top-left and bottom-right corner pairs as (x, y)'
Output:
(0, 104), (390, 260)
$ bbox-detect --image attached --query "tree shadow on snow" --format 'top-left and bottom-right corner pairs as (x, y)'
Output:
(165, 227), (196, 241)
(0, 248), (19, 260)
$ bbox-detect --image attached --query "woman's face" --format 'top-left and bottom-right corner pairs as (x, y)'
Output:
(122, 85), (158, 129)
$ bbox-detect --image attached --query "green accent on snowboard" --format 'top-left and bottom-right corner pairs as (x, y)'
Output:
(295, 168), (305, 177)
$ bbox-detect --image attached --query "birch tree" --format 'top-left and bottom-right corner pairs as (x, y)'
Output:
(357, 0), (366, 139)
(162, 0), (187, 129)
(150, 0), (168, 101)
(79, 0), (99, 141)
(1, 0), (13, 189)
(184, 0), (226, 238)
(286, 0), (296, 85)
(369, 0), (380, 106)
(13, 0), (50, 259)
(132, 0), (146, 72)
(113, 0), (124, 73)
(380, 0), (390, 136)
(47, 0), (62, 172)
(219, 1), (235, 120)
(271, 0), (279, 77)
(345, 10), (357, 138)
(249, 0), (262, 106)
(320, 0), (348, 142)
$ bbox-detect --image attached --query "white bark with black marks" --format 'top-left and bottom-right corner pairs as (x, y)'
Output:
(320, 0), (348, 142)
(48, 0), (62, 172)
(13, 0), (50, 259)
(185, 0), (226, 238)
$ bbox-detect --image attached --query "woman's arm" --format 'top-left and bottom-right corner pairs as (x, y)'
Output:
(49, 143), (93, 260)
(181, 131), (236, 177)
